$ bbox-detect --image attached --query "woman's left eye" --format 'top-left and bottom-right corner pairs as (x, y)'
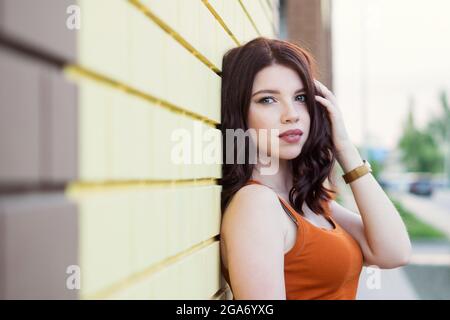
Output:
(258, 95), (306, 104)
(296, 94), (307, 103)
(259, 96), (276, 104)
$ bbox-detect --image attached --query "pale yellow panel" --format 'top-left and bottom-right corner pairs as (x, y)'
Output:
(140, 0), (235, 70)
(201, 185), (222, 240)
(106, 277), (152, 300)
(77, 186), (180, 298)
(177, 112), (197, 179)
(79, 81), (156, 181)
(129, 3), (221, 124)
(128, 5), (167, 102)
(139, 0), (180, 43)
(206, 67), (222, 123)
(198, 0), (236, 70)
(149, 104), (221, 180)
(75, 183), (222, 297)
(249, 0), (273, 37)
(191, 186), (205, 240)
(196, 120), (222, 178)
(257, 0), (276, 37)
(165, 187), (182, 257)
(109, 269), (163, 299)
(103, 241), (223, 299)
(163, 35), (220, 123)
(148, 105), (174, 179)
(176, 116), (195, 180)
(260, 0), (274, 26)
(78, 79), (110, 181)
(242, 0), (258, 30)
(175, 187), (193, 248)
(203, 241), (222, 298)
(76, 77), (221, 180)
(110, 91), (153, 180)
(132, 184), (221, 275)
(79, 189), (133, 297)
(178, 0), (202, 57)
(78, 0), (130, 83)
(198, 0), (218, 65)
(240, 1), (261, 41)
(209, 185), (222, 238)
(78, 0), (221, 124)
(174, 251), (203, 299)
(208, 0), (245, 44)
(130, 188), (168, 274)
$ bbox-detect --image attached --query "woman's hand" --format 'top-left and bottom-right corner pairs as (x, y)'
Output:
(313, 79), (353, 154)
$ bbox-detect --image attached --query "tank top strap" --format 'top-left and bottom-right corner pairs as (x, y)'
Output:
(245, 179), (300, 226)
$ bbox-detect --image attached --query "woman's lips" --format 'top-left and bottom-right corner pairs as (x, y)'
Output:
(278, 129), (303, 143)
(279, 134), (302, 143)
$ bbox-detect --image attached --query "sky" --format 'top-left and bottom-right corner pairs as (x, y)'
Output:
(332, 0), (450, 150)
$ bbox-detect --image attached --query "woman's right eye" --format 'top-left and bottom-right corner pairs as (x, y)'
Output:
(258, 96), (275, 104)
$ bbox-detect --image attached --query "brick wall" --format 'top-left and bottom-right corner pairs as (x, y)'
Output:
(284, 0), (333, 90)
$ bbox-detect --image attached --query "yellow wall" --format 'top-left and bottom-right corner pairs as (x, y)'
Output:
(66, 0), (278, 299)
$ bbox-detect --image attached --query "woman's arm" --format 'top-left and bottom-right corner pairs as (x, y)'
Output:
(333, 142), (412, 269)
(313, 79), (411, 268)
(221, 184), (287, 299)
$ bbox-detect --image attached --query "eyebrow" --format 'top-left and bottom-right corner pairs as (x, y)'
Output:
(252, 88), (306, 97)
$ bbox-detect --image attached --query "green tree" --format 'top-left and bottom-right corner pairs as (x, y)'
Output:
(398, 96), (444, 173)
(425, 91), (450, 181)
(367, 155), (383, 181)
(354, 145), (383, 181)
(426, 91), (450, 142)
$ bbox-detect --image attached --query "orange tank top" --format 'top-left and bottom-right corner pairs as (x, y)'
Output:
(222, 179), (364, 300)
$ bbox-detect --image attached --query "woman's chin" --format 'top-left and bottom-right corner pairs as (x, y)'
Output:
(257, 144), (302, 162)
(271, 148), (302, 160)
(280, 145), (302, 158)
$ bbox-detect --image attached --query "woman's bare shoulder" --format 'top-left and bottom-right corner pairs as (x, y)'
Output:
(221, 183), (284, 239)
(223, 183), (280, 216)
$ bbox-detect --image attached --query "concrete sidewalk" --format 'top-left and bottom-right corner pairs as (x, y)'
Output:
(356, 266), (419, 299)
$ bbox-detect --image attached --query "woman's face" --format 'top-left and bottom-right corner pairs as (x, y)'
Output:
(247, 63), (311, 161)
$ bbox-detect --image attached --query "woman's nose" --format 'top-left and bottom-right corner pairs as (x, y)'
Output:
(281, 104), (300, 123)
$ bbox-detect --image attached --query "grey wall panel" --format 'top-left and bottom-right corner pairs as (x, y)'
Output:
(0, 47), (79, 185)
(0, 193), (79, 299)
(0, 0), (77, 62)
(0, 47), (41, 184)
(41, 68), (78, 182)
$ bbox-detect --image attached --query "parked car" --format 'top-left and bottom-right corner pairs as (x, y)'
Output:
(409, 179), (434, 196)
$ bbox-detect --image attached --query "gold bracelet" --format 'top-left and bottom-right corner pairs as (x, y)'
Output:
(342, 159), (372, 184)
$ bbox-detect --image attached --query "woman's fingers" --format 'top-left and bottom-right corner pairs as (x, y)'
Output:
(313, 79), (337, 106)
(314, 95), (333, 109)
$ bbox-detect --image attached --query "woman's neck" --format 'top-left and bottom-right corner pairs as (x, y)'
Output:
(251, 159), (293, 196)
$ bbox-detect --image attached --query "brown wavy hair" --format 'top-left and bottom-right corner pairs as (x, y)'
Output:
(218, 36), (337, 217)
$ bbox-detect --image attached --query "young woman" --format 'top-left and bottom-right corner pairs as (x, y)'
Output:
(219, 37), (412, 300)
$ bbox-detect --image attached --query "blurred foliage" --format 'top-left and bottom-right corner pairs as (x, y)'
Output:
(425, 91), (450, 182)
(367, 155), (383, 181)
(426, 91), (450, 144)
(391, 197), (448, 240)
(398, 95), (445, 173)
(354, 145), (384, 181)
